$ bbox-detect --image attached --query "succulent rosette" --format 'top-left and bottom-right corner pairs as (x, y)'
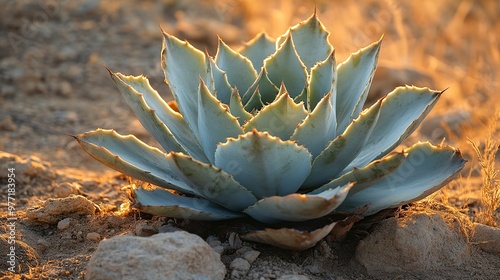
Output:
(76, 13), (465, 249)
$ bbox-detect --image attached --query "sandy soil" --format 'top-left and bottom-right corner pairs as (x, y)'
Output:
(1, 1), (499, 279)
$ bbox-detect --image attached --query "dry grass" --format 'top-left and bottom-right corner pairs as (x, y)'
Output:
(469, 112), (500, 227)
(398, 197), (475, 242)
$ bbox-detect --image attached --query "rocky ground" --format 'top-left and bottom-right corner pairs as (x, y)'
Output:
(1, 1), (500, 279)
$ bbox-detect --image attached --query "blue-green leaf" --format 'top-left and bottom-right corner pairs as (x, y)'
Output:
(308, 51), (337, 111)
(309, 152), (406, 194)
(242, 67), (279, 105)
(111, 72), (208, 162)
(344, 86), (442, 171)
(303, 99), (382, 187)
(243, 87), (263, 113)
(244, 184), (352, 223)
(214, 130), (312, 198)
(162, 32), (211, 137)
(134, 188), (244, 221)
(291, 92), (337, 158)
(336, 39), (382, 134)
(263, 33), (308, 98)
(208, 55), (232, 104)
(240, 32), (276, 71)
(197, 79), (243, 163)
(170, 152), (257, 211)
(276, 12), (334, 69)
(337, 142), (466, 216)
(229, 88), (252, 126)
(75, 129), (194, 194)
(244, 90), (307, 140)
(215, 38), (258, 93)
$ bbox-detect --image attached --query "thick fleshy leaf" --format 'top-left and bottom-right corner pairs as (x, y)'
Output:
(208, 55), (232, 104)
(336, 39), (382, 134)
(170, 152), (257, 211)
(263, 33), (308, 98)
(310, 152), (406, 194)
(215, 38), (258, 93)
(240, 32), (276, 71)
(244, 91), (307, 140)
(244, 184), (352, 223)
(242, 68), (279, 105)
(276, 12), (333, 70)
(241, 218), (342, 250)
(308, 51), (337, 110)
(111, 72), (208, 162)
(75, 129), (194, 194)
(109, 71), (184, 154)
(77, 129), (256, 211)
(229, 88), (252, 125)
(197, 79), (243, 163)
(291, 92), (337, 158)
(243, 87), (263, 113)
(214, 130), (312, 198)
(294, 88), (308, 105)
(344, 86), (442, 171)
(133, 188), (244, 221)
(162, 32), (210, 137)
(337, 142), (466, 215)
(303, 99), (382, 188)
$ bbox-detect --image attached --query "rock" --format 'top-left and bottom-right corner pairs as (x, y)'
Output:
(207, 236), (225, 255)
(230, 257), (251, 276)
(158, 224), (182, 233)
(472, 223), (500, 254)
(242, 250), (260, 264)
(86, 232), (101, 242)
(212, 245), (225, 255)
(135, 224), (158, 237)
(53, 182), (81, 197)
(26, 195), (98, 224)
(85, 231), (226, 280)
(57, 218), (71, 231)
(57, 80), (74, 97)
(304, 264), (322, 274)
(0, 116), (16, 131)
(355, 213), (468, 275)
(0, 151), (57, 184)
(228, 232), (243, 249)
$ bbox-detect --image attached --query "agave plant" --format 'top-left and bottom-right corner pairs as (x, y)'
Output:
(76, 13), (465, 250)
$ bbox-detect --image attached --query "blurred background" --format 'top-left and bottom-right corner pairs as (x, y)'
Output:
(0, 0), (499, 171)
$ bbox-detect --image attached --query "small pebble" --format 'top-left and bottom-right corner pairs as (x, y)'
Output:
(58, 81), (74, 97)
(243, 250), (260, 264)
(158, 224), (182, 233)
(212, 245), (225, 255)
(0, 116), (16, 131)
(53, 182), (81, 197)
(135, 224), (158, 237)
(57, 218), (71, 231)
(236, 246), (253, 255)
(230, 257), (251, 274)
(208, 240), (222, 248)
(228, 232), (242, 249)
(86, 232), (101, 242)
